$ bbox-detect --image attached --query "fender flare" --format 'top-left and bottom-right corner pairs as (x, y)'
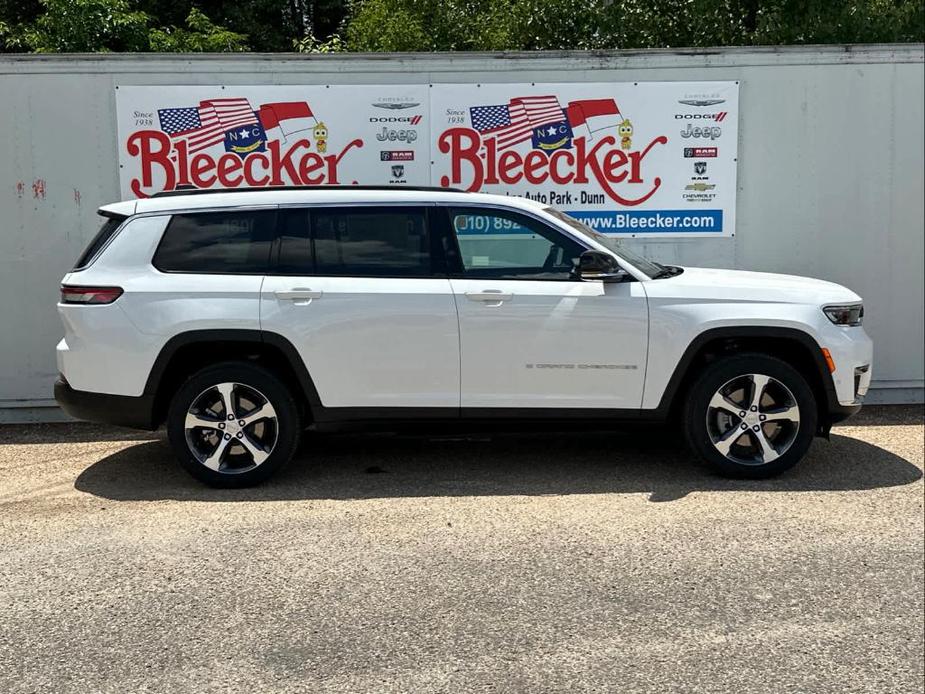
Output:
(654, 325), (839, 415)
(143, 329), (324, 413)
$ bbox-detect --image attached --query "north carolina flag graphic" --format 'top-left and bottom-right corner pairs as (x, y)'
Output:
(565, 99), (622, 139)
(256, 102), (316, 141)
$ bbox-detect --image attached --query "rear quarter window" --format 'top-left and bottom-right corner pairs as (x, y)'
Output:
(73, 215), (126, 270)
(153, 210), (276, 274)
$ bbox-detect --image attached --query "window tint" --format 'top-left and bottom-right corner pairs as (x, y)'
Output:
(312, 207), (432, 277)
(276, 209), (313, 274)
(153, 210), (275, 274)
(449, 208), (586, 280)
(73, 215), (126, 270)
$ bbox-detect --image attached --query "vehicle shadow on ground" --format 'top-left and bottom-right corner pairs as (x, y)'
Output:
(73, 425), (923, 503)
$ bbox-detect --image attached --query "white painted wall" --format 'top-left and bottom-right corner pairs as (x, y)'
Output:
(1, 45), (922, 420)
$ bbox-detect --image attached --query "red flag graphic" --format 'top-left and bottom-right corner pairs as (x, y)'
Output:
(566, 99), (621, 130)
(257, 102), (315, 131)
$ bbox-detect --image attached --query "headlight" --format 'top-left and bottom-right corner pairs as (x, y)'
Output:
(823, 303), (864, 326)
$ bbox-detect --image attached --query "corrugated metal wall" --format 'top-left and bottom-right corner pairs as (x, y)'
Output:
(1, 45), (922, 421)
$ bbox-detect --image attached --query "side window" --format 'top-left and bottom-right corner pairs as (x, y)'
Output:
(73, 214), (126, 270)
(449, 207), (586, 280)
(276, 208), (313, 274)
(311, 207), (433, 278)
(153, 210), (275, 274)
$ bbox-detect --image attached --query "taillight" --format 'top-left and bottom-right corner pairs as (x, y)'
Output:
(60, 285), (123, 305)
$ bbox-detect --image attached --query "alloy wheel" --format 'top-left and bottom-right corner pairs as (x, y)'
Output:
(183, 382), (278, 474)
(705, 373), (801, 466)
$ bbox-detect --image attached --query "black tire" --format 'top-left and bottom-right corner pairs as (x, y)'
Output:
(682, 353), (818, 478)
(166, 361), (301, 488)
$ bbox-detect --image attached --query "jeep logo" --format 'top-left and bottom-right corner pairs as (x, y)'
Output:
(376, 127), (418, 143)
(680, 124), (722, 140)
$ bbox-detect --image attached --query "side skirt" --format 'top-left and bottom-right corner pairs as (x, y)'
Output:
(309, 406), (667, 434)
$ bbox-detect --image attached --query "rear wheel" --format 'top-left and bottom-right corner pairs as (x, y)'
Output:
(683, 354), (817, 478)
(166, 362), (300, 487)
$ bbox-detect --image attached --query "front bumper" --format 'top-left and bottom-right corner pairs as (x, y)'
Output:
(828, 402), (863, 425)
(54, 377), (157, 430)
(811, 324), (871, 433)
(823, 326), (873, 406)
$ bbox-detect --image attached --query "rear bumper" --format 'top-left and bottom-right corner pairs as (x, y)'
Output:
(54, 377), (157, 430)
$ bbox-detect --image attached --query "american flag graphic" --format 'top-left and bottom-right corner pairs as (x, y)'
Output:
(157, 98), (259, 154)
(469, 96), (566, 150)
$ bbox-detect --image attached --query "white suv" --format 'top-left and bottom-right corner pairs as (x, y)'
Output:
(55, 187), (872, 487)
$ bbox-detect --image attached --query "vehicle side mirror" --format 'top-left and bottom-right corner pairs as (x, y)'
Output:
(578, 250), (627, 283)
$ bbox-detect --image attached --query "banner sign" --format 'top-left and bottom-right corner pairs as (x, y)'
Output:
(116, 82), (738, 237)
(431, 82), (738, 237)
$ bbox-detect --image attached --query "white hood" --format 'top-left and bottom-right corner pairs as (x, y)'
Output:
(645, 266), (862, 305)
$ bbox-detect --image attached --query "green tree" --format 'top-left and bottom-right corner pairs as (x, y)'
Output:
(343, 0), (924, 50)
(21, 0), (150, 52)
(2, 0), (921, 53)
(148, 8), (248, 52)
(137, 0), (349, 52)
(343, 0), (431, 50)
(6, 0), (254, 52)
(0, 0), (40, 49)
(752, 0), (924, 44)
(293, 32), (346, 52)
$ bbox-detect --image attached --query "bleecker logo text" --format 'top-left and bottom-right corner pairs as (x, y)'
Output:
(126, 130), (363, 198)
(437, 128), (667, 206)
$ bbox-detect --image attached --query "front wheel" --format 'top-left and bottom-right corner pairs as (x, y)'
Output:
(683, 354), (818, 478)
(166, 362), (301, 487)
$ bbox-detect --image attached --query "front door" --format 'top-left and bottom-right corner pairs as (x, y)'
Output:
(260, 205), (459, 410)
(444, 206), (648, 410)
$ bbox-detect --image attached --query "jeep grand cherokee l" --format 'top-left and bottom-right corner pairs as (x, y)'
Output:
(55, 187), (872, 487)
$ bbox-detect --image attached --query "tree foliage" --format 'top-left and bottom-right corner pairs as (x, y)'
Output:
(2, 0), (922, 53)
(17, 0), (150, 52)
(148, 8), (247, 52)
(345, 0), (924, 51)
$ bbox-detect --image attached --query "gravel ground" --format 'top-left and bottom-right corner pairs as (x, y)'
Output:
(0, 406), (922, 694)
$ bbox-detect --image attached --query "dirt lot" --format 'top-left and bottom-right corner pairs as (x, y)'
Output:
(0, 406), (922, 693)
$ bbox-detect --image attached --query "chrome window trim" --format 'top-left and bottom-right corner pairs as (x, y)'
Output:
(122, 198), (649, 282)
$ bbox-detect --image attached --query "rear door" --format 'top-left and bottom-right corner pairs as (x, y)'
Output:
(444, 206), (649, 410)
(260, 205), (460, 410)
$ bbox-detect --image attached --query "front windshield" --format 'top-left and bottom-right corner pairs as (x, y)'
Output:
(543, 207), (664, 279)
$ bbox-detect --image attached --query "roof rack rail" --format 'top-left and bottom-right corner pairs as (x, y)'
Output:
(151, 185), (467, 198)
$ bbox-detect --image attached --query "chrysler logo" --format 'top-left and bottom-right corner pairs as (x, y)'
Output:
(372, 102), (421, 110)
(678, 98), (726, 107)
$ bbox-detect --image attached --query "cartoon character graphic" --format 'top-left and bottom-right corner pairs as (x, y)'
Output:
(313, 122), (328, 153)
(618, 119), (633, 150)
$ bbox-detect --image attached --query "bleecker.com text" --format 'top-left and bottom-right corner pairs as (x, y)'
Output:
(126, 131), (363, 197)
(438, 128), (668, 205)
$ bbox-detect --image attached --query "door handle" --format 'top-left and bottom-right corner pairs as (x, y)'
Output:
(465, 290), (513, 303)
(275, 288), (323, 301)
